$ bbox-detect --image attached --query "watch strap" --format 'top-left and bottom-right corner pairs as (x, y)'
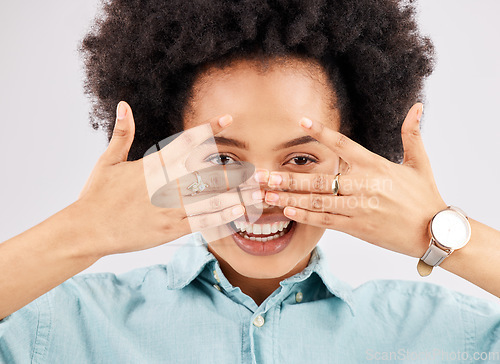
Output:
(417, 260), (433, 277)
(417, 240), (450, 277)
(421, 241), (450, 266)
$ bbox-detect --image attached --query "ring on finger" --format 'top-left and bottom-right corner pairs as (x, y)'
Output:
(331, 172), (341, 196)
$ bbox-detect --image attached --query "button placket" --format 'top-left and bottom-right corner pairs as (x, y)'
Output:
(253, 315), (265, 327)
(213, 269), (221, 283)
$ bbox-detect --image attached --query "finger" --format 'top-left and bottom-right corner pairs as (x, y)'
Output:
(181, 162), (256, 196)
(401, 103), (430, 169)
(298, 117), (380, 167)
(264, 190), (357, 216)
(142, 114), (234, 187)
(158, 114), (233, 164)
(148, 162), (257, 209)
(283, 206), (352, 231)
(100, 101), (136, 165)
(182, 186), (263, 216)
(142, 114), (235, 198)
(265, 171), (355, 195)
(183, 204), (246, 232)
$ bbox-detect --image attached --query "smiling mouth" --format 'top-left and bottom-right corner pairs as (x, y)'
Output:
(226, 218), (297, 256)
(229, 220), (295, 241)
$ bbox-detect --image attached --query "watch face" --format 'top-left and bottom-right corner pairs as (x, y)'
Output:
(431, 209), (471, 249)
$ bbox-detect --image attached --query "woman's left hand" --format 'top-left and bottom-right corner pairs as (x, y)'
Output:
(262, 103), (448, 258)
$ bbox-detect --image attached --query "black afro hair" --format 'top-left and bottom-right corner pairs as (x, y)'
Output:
(79, 0), (435, 163)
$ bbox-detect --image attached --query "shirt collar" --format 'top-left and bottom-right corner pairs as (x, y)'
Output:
(166, 232), (356, 316)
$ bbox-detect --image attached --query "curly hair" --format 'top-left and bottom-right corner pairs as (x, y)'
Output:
(79, 0), (435, 163)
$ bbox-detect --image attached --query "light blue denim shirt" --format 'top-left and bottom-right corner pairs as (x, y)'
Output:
(1, 232), (499, 363)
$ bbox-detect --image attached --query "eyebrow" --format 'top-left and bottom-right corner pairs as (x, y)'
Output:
(202, 135), (319, 151)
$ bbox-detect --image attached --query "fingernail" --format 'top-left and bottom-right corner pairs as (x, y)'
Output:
(232, 205), (245, 216)
(218, 115), (233, 127)
(299, 117), (313, 129)
(265, 191), (279, 202)
(284, 207), (296, 217)
(116, 101), (127, 120)
(254, 169), (269, 183)
(268, 173), (282, 186)
(416, 104), (423, 122)
(252, 190), (263, 201)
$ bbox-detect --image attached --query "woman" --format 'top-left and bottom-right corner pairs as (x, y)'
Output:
(1, 0), (499, 362)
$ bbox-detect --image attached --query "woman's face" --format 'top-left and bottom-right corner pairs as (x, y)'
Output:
(183, 57), (342, 279)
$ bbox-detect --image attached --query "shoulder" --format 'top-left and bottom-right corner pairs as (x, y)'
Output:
(49, 264), (170, 301)
(70, 263), (168, 288)
(34, 264), (175, 336)
(356, 279), (498, 307)
(353, 279), (500, 336)
(354, 278), (499, 311)
(348, 279), (500, 358)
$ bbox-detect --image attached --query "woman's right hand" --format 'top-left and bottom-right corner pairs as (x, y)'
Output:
(74, 101), (254, 259)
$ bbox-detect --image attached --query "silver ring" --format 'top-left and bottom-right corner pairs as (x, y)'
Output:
(332, 173), (341, 196)
(187, 171), (209, 196)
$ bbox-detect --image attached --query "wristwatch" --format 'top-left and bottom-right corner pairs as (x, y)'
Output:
(417, 205), (471, 277)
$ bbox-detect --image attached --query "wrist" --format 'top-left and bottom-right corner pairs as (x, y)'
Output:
(55, 200), (106, 262)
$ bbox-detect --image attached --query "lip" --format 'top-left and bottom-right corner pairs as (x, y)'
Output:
(229, 219), (297, 256)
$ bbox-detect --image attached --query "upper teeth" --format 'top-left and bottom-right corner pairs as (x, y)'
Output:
(233, 221), (290, 235)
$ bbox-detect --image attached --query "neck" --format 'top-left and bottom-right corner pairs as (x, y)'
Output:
(208, 247), (311, 306)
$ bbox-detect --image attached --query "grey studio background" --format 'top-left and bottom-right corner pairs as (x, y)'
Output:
(0, 1), (499, 304)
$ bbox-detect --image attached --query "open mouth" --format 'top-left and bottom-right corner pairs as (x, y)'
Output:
(227, 219), (297, 256)
(229, 220), (295, 241)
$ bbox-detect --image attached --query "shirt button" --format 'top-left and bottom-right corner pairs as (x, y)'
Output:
(213, 284), (221, 291)
(253, 315), (265, 327)
(295, 292), (303, 303)
(213, 269), (221, 283)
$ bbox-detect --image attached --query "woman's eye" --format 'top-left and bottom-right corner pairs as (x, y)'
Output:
(205, 153), (237, 165)
(204, 153), (317, 166)
(287, 155), (318, 166)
